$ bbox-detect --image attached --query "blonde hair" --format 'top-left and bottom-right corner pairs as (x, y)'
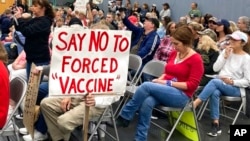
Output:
(90, 22), (110, 30)
(188, 21), (204, 31)
(197, 35), (219, 53)
(229, 21), (239, 32)
(0, 42), (8, 64)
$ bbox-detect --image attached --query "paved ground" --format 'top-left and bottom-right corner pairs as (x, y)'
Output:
(1, 101), (250, 141)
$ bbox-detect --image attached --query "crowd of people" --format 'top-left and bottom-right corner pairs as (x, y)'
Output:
(1, 0), (250, 141)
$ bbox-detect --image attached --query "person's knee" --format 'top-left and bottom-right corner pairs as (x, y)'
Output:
(40, 98), (50, 110)
(57, 115), (73, 131)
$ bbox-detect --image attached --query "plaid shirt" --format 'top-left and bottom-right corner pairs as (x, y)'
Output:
(154, 35), (174, 62)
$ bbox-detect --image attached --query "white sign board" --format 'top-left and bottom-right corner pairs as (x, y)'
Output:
(49, 27), (131, 96)
(74, 0), (89, 13)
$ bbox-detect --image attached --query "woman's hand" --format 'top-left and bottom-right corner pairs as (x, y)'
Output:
(14, 7), (22, 19)
(32, 66), (43, 75)
(224, 45), (232, 59)
(220, 77), (234, 85)
(152, 79), (165, 84)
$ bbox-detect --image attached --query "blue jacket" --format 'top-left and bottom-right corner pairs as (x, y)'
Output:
(123, 17), (160, 66)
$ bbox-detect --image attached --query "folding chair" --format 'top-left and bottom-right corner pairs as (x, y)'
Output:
(88, 105), (119, 141)
(0, 76), (27, 141)
(114, 54), (142, 117)
(151, 98), (200, 141)
(197, 94), (244, 125)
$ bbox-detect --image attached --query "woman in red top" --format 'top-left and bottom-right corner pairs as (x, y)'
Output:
(115, 26), (204, 141)
(0, 42), (10, 129)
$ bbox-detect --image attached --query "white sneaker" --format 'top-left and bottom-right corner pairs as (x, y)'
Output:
(15, 114), (23, 120)
(22, 130), (48, 141)
(19, 127), (28, 135)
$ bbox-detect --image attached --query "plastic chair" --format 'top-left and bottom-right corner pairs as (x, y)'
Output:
(114, 54), (142, 117)
(0, 76), (27, 141)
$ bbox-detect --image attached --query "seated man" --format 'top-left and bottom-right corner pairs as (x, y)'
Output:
(40, 94), (120, 141)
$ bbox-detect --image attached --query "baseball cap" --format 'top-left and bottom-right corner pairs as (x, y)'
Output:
(145, 17), (159, 29)
(68, 17), (83, 26)
(216, 19), (230, 28)
(197, 29), (217, 42)
(152, 4), (157, 7)
(208, 17), (218, 23)
(128, 15), (138, 25)
(227, 31), (248, 43)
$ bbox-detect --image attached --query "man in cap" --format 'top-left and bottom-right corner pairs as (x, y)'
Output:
(208, 17), (218, 31)
(198, 28), (217, 42)
(119, 10), (160, 68)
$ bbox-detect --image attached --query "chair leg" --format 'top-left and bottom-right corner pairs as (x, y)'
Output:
(165, 108), (186, 141)
(110, 105), (119, 141)
(232, 103), (244, 125)
(198, 99), (209, 120)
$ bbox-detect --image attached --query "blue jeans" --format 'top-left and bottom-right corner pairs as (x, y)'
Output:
(198, 79), (240, 120)
(35, 82), (49, 134)
(120, 82), (189, 141)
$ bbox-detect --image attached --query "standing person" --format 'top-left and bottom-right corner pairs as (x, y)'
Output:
(188, 2), (202, 20)
(193, 31), (250, 137)
(13, 0), (55, 80)
(113, 26), (204, 141)
(159, 3), (171, 19)
(0, 42), (9, 129)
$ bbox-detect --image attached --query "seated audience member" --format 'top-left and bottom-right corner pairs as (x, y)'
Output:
(208, 17), (218, 31)
(113, 26), (204, 141)
(188, 21), (204, 50)
(7, 50), (27, 81)
(197, 29), (219, 86)
(237, 16), (250, 32)
(120, 10), (160, 82)
(0, 42), (9, 129)
(215, 19), (232, 52)
(40, 23), (120, 141)
(154, 22), (176, 62)
(193, 31), (250, 137)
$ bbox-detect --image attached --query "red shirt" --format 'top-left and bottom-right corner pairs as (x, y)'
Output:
(0, 61), (9, 128)
(164, 51), (204, 98)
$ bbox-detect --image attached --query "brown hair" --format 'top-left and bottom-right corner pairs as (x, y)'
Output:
(0, 43), (8, 65)
(32, 0), (55, 20)
(171, 25), (194, 46)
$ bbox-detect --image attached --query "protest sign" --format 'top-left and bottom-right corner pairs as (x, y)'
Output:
(49, 27), (131, 96)
(74, 0), (89, 14)
(167, 111), (200, 141)
(23, 63), (42, 139)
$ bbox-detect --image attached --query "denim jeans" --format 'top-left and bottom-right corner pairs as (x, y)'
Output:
(120, 82), (189, 141)
(35, 82), (49, 134)
(197, 79), (240, 120)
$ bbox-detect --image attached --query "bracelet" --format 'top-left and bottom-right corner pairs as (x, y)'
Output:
(166, 80), (172, 87)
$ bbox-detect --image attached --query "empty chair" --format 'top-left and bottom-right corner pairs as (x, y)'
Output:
(0, 76), (27, 141)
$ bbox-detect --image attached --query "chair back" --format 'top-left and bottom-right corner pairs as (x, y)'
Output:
(1, 77), (27, 131)
(127, 54), (142, 85)
(134, 60), (166, 85)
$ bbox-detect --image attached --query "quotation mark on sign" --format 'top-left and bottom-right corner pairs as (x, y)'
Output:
(116, 74), (120, 80)
(52, 73), (58, 80)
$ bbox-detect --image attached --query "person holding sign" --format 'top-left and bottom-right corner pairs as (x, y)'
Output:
(13, 0), (55, 80)
(114, 26), (204, 141)
(0, 42), (9, 129)
(40, 23), (121, 141)
(192, 31), (250, 137)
